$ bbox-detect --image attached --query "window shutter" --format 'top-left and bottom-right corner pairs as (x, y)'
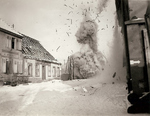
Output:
(2, 59), (6, 73)
(20, 61), (23, 73)
(9, 38), (11, 48)
(20, 40), (22, 50)
(49, 66), (51, 77)
(36, 64), (40, 76)
(16, 39), (19, 50)
(13, 60), (17, 73)
(17, 61), (20, 73)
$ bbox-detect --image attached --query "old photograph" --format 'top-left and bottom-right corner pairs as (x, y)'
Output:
(0, 0), (150, 116)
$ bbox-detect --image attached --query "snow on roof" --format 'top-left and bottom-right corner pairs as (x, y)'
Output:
(22, 34), (60, 64)
(0, 19), (22, 37)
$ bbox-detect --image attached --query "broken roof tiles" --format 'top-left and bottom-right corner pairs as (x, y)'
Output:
(21, 34), (60, 64)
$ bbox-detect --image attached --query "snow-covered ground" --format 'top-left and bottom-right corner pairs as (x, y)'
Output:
(0, 79), (149, 116)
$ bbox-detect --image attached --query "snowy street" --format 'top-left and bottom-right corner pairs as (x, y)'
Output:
(0, 79), (149, 116)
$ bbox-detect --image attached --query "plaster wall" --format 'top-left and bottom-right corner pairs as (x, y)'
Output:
(24, 58), (61, 81)
(0, 31), (23, 76)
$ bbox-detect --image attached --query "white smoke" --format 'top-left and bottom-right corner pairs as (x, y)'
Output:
(70, 19), (105, 79)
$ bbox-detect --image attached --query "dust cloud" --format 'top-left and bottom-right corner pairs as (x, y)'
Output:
(69, 19), (105, 79)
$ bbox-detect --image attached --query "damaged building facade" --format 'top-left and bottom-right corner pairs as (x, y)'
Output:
(22, 34), (61, 82)
(0, 19), (61, 83)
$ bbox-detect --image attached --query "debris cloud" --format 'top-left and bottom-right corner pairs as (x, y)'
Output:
(69, 19), (105, 79)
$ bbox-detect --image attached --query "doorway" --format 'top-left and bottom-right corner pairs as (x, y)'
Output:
(42, 65), (46, 80)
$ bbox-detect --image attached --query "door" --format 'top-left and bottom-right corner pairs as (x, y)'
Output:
(42, 65), (46, 80)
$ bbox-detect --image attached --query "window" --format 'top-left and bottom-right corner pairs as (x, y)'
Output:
(12, 38), (15, 49)
(53, 66), (56, 77)
(48, 65), (51, 77)
(57, 67), (60, 77)
(2, 58), (13, 74)
(28, 63), (32, 76)
(35, 64), (40, 77)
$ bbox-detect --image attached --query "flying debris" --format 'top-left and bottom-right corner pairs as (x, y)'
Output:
(67, 20), (106, 79)
(82, 87), (88, 92)
(68, 11), (73, 14)
(69, 6), (73, 9)
(64, 4), (67, 7)
(56, 46), (60, 51)
(71, 19), (72, 24)
(113, 72), (116, 78)
(66, 32), (69, 36)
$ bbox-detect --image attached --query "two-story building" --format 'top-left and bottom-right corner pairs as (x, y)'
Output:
(0, 19), (23, 82)
(0, 19), (61, 84)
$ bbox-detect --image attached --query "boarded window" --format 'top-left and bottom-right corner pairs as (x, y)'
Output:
(35, 64), (40, 77)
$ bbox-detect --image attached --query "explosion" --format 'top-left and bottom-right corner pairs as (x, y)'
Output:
(68, 20), (105, 79)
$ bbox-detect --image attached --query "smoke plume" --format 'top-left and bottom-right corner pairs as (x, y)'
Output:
(69, 19), (105, 79)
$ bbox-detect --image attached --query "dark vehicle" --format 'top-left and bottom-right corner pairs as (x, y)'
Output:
(126, 2), (150, 113)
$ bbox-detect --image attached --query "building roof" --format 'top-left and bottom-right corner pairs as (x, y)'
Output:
(0, 19), (22, 38)
(22, 34), (60, 64)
